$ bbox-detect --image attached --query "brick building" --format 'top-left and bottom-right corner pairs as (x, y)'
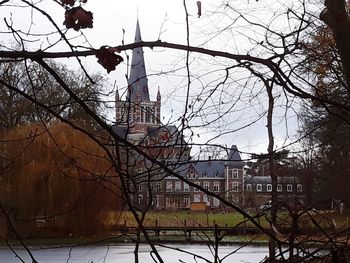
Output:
(113, 20), (305, 211)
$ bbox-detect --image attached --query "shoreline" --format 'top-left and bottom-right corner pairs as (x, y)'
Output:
(0, 235), (270, 249)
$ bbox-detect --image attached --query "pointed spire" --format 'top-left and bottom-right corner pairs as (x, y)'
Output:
(127, 19), (150, 102)
(157, 86), (161, 100)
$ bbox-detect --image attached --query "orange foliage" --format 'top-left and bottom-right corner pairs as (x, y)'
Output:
(303, 26), (341, 101)
(0, 122), (122, 238)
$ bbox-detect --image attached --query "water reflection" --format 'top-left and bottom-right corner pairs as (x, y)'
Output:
(0, 244), (269, 262)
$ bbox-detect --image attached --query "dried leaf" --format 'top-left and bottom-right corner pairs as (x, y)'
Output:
(64, 6), (93, 31)
(61, 0), (75, 6)
(96, 47), (124, 73)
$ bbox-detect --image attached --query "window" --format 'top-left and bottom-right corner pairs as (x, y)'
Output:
(267, 184), (272, 192)
(194, 194), (201, 202)
(213, 182), (220, 192)
(137, 184), (143, 192)
(152, 196), (158, 207)
(213, 197), (220, 207)
(203, 195), (210, 206)
(166, 182), (173, 192)
(175, 182), (181, 192)
(152, 183), (161, 192)
(166, 197), (172, 207)
(277, 184), (282, 192)
(183, 196), (190, 207)
(297, 184), (302, 192)
(215, 171), (219, 177)
(188, 172), (196, 179)
(231, 182), (239, 192)
(204, 182), (209, 191)
(256, 184), (262, 192)
(194, 181), (200, 191)
(138, 195), (143, 204)
(246, 184), (252, 191)
(203, 173), (207, 178)
(287, 184), (293, 192)
(231, 169), (239, 179)
(184, 183), (189, 192)
(140, 106), (145, 122)
(145, 107), (152, 123)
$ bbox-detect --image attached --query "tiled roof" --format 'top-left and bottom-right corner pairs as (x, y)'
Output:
(191, 160), (226, 178)
(244, 176), (301, 184)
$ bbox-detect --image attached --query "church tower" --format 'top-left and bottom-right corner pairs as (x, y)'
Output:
(127, 20), (149, 102)
(115, 20), (161, 132)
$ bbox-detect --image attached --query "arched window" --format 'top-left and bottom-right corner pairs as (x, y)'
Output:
(267, 184), (272, 192)
(246, 184), (252, 191)
(256, 184), (262, 192)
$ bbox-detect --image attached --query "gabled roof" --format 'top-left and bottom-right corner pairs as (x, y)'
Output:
(127, 20), (150, 102)
(224, 145), (244, 168)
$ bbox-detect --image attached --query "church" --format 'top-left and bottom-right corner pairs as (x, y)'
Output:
(112, 20), (305, 211)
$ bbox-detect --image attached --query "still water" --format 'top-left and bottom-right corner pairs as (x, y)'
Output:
(0, 244), (269, 262)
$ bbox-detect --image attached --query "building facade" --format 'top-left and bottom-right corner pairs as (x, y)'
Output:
(113, 20), (305, 211)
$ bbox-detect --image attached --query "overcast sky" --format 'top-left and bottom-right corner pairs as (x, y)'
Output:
(0, 0), (302, 158)
(85, 0), (300, 155)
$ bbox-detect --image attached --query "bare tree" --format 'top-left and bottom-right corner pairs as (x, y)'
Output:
(0, 0), (350, 262)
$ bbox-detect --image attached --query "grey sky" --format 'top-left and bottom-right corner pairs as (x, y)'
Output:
(0, 0), (305, 157)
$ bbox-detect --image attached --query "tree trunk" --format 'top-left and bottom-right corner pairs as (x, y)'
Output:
(266, 84), (278, 261)
(321, 0), (350, 91)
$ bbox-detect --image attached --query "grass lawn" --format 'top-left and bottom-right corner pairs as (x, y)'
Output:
(118, 210), (269, 228)
(117, 210), (350, 232)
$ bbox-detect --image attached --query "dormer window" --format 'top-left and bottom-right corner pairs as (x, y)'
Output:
(267, 184), (272, 192)
(203, 173), (207, 178)
(287, 184), (293, 192)
(297, 184), (302, 192)
(246, 184), (252, 191)
(257, 184), (262, 192)
(277, 184), (282, 192)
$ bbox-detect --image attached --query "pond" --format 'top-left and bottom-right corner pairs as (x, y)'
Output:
(0, 243), (269, 262)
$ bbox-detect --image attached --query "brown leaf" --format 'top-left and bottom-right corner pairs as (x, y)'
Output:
(61, 0), (75, 6)
(64, 7), (93, 31)
(61, 0), (87, 6)
(96, 47), (124, 73)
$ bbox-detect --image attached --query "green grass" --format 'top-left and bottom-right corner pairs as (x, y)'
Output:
(118, 210), (350, 232)
(118, 211), (269, 228)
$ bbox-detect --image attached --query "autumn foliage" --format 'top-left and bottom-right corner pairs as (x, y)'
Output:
(64, 7), (93, 31)
(0, 122), (122, 238)
(96, 47), (124, 73)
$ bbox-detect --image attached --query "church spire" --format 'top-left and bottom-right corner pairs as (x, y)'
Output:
(127, 20), (150, 102)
